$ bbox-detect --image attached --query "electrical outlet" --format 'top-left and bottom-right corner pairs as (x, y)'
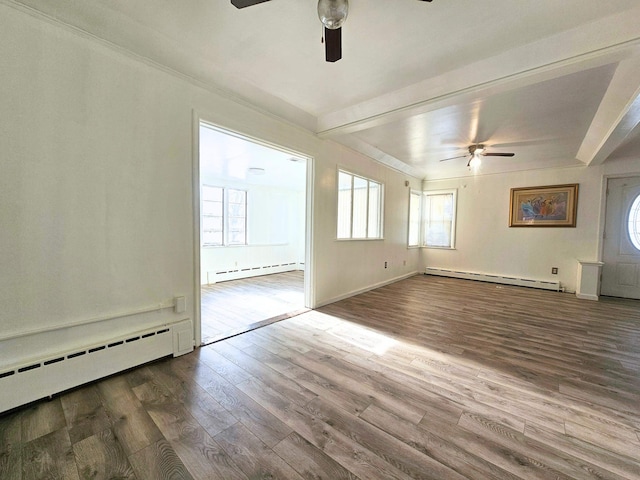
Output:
(551, 267), (558, 275)
(384, 261), (388, 269)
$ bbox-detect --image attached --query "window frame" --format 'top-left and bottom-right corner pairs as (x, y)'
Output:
(226, 188), (248, 246)
(408, 189), (422, 248)
(201, 185), (224, 247)
(201, 185), (248, 247)
(336, 169), (384, 240)
(422, 188), (457, 249)
(629, 193), (640, 251)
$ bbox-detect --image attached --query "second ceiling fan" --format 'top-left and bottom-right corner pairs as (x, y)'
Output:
(231, 0), (433, 62)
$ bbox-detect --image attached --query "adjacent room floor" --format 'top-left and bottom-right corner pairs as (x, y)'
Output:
(2, 275), (639, 479)
(200, 270), (305, 345)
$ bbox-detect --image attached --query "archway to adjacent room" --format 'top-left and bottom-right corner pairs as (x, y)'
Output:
(195, 121), (312, 345)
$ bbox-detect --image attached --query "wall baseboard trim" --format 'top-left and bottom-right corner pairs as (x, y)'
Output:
(576, 293), (599, 301)
(314, 271), (419, 308)
(424, 267), (561, 292)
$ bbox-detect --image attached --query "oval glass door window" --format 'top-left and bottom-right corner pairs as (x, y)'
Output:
(630, 194), (640, 251)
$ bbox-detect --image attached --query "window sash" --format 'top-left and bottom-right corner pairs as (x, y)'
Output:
(227, 188), (247, 245)
(408, 191), (421, 247)
(368, 182), (381, 238)
(352, 176), (368, 238)
(629, 194), (640, 251)
(423, 190), (456, 248)
(202, 186), (247, 246)
(202, 186), (224, 246)
(337, 170), (383, 240)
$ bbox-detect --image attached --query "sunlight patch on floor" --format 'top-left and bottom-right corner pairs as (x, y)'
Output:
(328, 324), (398, 355)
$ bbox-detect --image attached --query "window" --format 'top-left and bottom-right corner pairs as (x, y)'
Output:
(337, 170), (383, 239)
(202, 186), (247, 246)
(227, 189), (247, 245)
(629, 193), (640, 251)
(408, 191), (421, 247)
(423, 189), (457, 248)
(202, 186), (224, 246)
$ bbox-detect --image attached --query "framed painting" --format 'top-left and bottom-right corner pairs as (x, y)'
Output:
(509, 184), (578, 227)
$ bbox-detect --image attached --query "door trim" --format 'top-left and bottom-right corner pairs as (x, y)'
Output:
(599, 173), (640, 264)
(599, 173), (640, 298)
(192, 111), (315, 347)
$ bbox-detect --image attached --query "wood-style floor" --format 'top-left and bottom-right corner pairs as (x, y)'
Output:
(2, 275), (640, 479)
(201, 270), (305, 344)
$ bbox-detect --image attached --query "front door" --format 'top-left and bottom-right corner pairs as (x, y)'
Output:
(601, 176), (640, 299)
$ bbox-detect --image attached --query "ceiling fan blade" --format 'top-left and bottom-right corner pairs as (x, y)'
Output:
(439, 154), (469, 162)
(482, 152), (515, 157)
(325, 27), (342, 62)
(231, 0), (270, 8)
(489, 139), (553, 148)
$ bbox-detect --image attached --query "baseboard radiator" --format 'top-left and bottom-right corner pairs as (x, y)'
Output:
(207, 262), (301, 284)
(425, 267), (561, 292)
(0, 318), (193, 414)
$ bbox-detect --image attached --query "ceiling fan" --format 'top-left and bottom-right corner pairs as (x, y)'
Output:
(439, 144), (515, 168)
(231, 0), (433, 62)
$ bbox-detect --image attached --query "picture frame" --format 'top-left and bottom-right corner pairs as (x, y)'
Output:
(509, 184), (578, 227)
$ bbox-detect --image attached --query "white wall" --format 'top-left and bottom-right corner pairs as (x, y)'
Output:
(200, 183), (305, 284)
(422, 158), (640, 293)
(312, 146), (423, 306)
(0, 4), (421, 367)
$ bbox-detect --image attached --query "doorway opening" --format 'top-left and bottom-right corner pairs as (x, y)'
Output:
(196, 122), (311, 345)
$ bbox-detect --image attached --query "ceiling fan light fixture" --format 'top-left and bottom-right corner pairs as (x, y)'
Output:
(317, 0), (349, 29)
(469, 144), (485, 155)
(468, 154), (481, 170)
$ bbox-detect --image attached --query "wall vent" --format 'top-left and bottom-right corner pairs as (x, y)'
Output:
(425, 267), (560, 291)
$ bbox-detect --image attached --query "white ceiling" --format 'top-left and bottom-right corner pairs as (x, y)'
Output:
(12, 0), (640, 179)
(200, 124), (307, 191)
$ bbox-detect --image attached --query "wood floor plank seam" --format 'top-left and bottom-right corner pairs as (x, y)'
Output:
(456, 411), (627, 480)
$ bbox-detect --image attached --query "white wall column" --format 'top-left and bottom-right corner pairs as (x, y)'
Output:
(576, 260), (604, 301)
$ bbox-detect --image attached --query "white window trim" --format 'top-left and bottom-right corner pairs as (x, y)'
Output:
(422, 188), (457, 249)
(226, 188), (248, 246)
(201, 185), (248, 248)
(336, 169), (385, 241)
(408, 189), (422, 248)
(202, 185), (224, 247)
(629, 193), (640, 251)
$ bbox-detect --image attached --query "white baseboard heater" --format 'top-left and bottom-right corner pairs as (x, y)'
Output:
(207, 262), (301, 284)
(425, 267), (561, 292)
(0, 319), (193, 414)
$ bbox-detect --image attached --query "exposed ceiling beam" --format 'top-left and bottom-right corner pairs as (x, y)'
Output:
(576, 56), (640, 165)
(331, 135), (424, 179)
(317, 6), (640, 138)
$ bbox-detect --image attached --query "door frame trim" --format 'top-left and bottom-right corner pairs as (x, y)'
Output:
(599, 173), (640, 297)
(191, 112), (315, 347)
